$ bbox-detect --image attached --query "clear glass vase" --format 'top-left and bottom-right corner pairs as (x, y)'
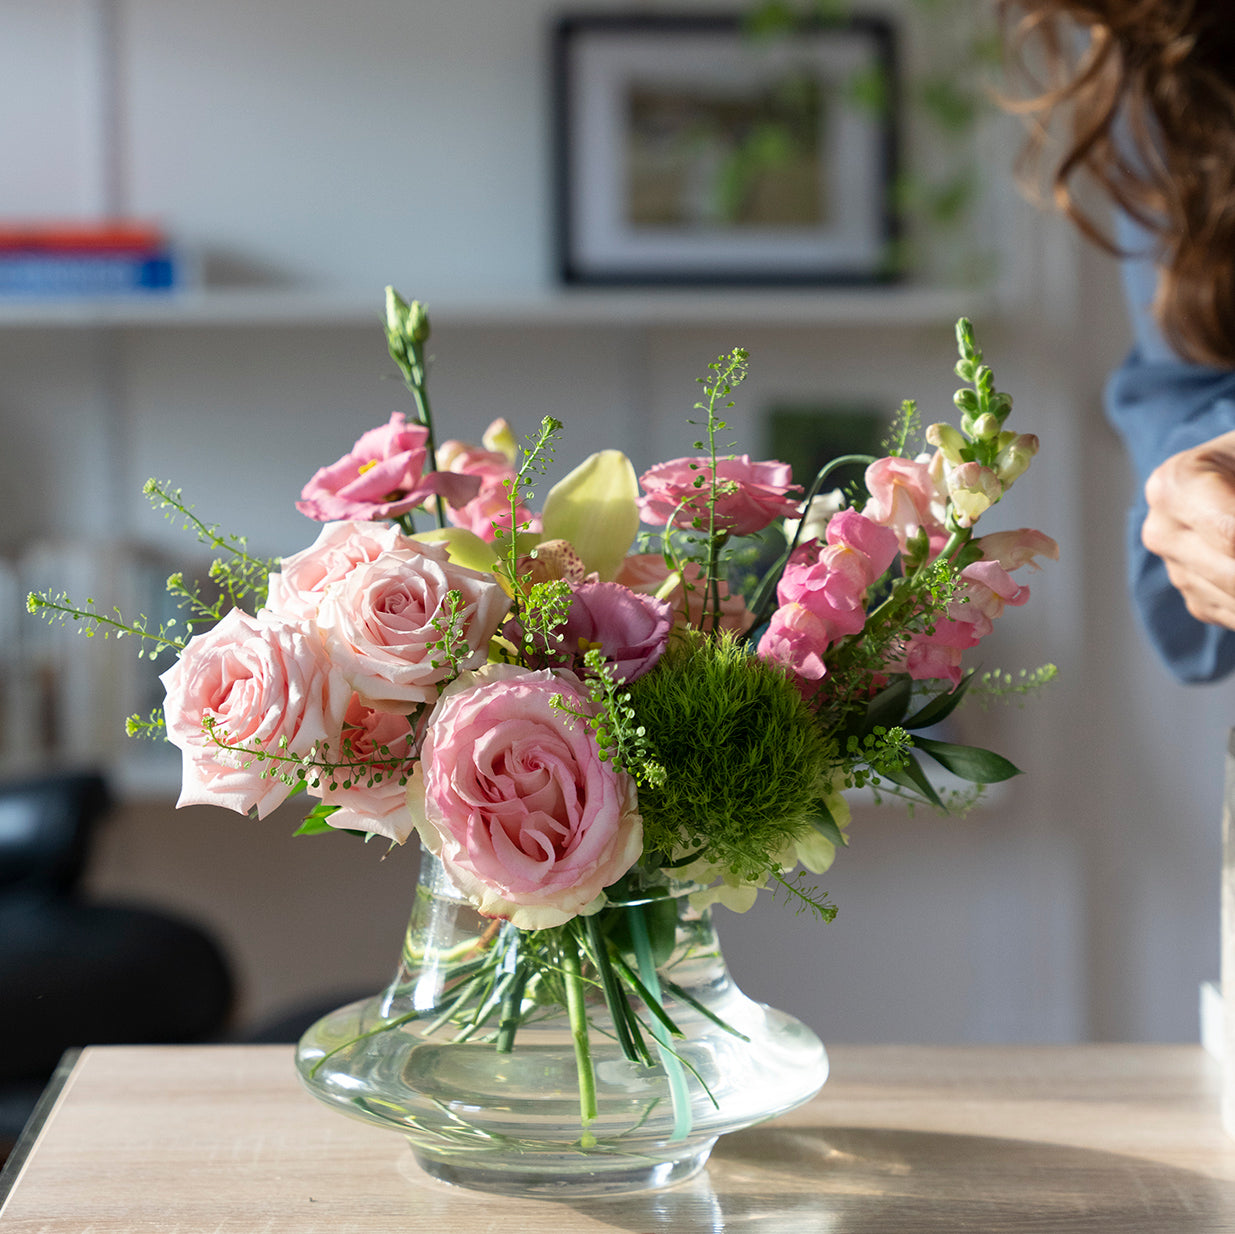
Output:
(295, 849), (828, 1198)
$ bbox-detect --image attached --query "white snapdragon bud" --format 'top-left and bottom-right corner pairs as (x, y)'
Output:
(971, 411), (1002, 441)
(925, 422), (968, 464)
(995, 433), (1040, 485)
(946, 461), (1003, 527)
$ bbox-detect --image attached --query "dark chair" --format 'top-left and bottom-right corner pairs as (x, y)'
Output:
(0, 771), (235, 1154)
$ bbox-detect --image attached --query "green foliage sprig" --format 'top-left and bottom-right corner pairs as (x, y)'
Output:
(142, 479), (276, 619)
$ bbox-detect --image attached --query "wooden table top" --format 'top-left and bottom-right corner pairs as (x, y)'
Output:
(2, 1044), (1234, 1232)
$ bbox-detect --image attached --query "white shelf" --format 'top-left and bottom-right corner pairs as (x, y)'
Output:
(0, 284), (996, 331)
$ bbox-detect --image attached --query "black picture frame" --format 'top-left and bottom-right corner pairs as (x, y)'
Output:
(552, 11), (899, 287)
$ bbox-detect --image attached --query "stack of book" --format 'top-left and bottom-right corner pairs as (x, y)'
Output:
(0, 222), (181, 295)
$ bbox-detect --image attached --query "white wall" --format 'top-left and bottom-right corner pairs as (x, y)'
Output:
(0, 0), (1221, 1045)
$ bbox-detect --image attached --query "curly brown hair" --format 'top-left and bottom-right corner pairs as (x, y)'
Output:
(999, 0), (1235, 367)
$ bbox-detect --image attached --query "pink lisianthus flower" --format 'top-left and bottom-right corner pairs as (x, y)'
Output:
(296, 412), (482, 523)
(863, 455), (949, 558)
(265, 520), (420, 624)
(312, 694), (420, 842)
(316, 542), (510, 711)
(637, 455), (801, 537)
(406, 663), (643, 930)
(437, 430), (537, 541)
(160, 608), (351, 819)
(614, 554), (754, 634)
(517, 580), (671, 683)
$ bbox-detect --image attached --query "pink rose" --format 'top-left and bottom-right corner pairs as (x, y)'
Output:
(515, 580), (671, 683)
(863, 456), (948, 557)
(407, 663), (643, 929)
(638, 455), (802, 537)
(314, 694), (420, 842)
(316, 543), (510, 711)
(296, 412), (481, 523)
(160, 608), (351, 819)
(615, 554), (754, 634)
(265, 520), (420, 623)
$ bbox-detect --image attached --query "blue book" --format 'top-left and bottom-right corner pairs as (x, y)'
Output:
(0, 251), (179, 295)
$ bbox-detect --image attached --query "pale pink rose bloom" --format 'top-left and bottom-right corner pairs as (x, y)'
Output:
(316, 543), (510, 711)
(614, 553), (754, 634)
(863, 456), (948, 556)
(406, 663), (643, 930)
(637, 455), (802, 537)
(160, 608), (351, 819)
(296, 412), (481, 523)
(314, 694), (420, 842)
(973, 528), (1060, 572)
(756, 603), (830, 682)
(265, 520), (418, 623)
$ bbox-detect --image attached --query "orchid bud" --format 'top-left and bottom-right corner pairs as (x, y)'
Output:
(995, 433), (1039, 485)
(925, 422), (967, 463)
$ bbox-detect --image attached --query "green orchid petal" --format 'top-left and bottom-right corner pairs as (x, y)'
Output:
(541, 450), (639, 580)
(410, 527), (498, 574)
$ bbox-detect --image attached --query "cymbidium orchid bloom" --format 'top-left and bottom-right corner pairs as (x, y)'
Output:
(540, 449), (640, 580)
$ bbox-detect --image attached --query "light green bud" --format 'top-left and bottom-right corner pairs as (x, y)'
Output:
(971, 412), (1001, 440)
(995, 433), (1039, 485)
(925, 421), (967, 463)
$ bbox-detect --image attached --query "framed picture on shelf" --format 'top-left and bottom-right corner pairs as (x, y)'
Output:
(552, 12), (898, 287)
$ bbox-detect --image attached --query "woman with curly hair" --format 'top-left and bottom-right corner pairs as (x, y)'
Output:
(1001, 0), (1235, 681)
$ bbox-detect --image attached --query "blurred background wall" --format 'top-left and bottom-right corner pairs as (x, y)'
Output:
(0, 0), (1227, 1046)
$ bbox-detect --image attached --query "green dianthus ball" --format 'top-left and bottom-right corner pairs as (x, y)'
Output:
(628, 633), (831, 879)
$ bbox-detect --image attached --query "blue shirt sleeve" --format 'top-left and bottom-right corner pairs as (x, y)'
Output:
(1104, 214), (1235, 681)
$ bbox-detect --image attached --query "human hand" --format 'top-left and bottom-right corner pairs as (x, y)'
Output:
(1143, 430), (1235, 628)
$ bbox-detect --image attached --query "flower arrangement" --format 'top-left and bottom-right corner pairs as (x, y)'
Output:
(29, 290), (1055, 1145)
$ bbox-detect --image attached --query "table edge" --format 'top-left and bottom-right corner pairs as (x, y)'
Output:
(0, 1048), (83, 1209)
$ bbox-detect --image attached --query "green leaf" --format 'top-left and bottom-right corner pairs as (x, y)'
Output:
(861, 676), (913, 735)
(880, 751), (944, 808)
(812, 802), (849, 850)
(292, 803), (342, 837)
(913, 737), (1022, 783)
(903, 672), (974, 729)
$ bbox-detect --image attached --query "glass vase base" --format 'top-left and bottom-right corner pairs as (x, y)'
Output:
(409, 1141), (714, 1198)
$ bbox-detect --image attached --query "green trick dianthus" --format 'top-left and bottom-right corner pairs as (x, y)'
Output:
(627, 632), (832, 881)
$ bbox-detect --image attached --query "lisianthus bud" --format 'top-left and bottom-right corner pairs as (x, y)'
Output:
(925, 422), (967, 463)
(995, 433), (1039, 485)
